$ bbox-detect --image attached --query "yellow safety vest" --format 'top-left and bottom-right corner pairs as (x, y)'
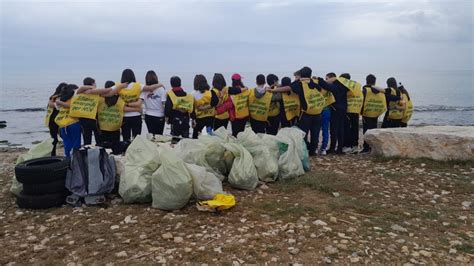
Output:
(69, 94), (100, 119)
(301, 81), (325, 115)
(118, 82), (142, 104)
(168, 90), (194, 114)
(362, 86), (387, 118)
(54, 100), (79, 128)
(194, 90), (216, 119)
(268, 101), (280, 117)
(213, 87), (230, 120)
(231, 90), (250, 119)
(322, 89), (335, 108)
(44, 106), (53, 126)
(248, 88), (272, 121)
(97, 97), (125, 132)
(388, 87), (404, 120)
(282, 92), (300, 121)
(336, 77), (363, 113)
(402, 93), (413, 123)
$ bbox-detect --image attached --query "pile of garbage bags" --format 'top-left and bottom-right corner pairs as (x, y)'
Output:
(118, 127), (309, 210)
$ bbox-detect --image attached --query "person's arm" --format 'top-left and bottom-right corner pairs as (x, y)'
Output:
(268, 86), (291, 93)
(84, 88), (113, 95)
(317, 78), (337, 93)
(77, 86), (94, 94)
(164, 95), (172, 122)
(55, 99), (70, 108)
(47, 97), (56, 108)
(385, 89), (401, 102)
(228, 87), (243, 95)
(124, 106), (141, 112)
(371, 85), (387, 92)
(142, 83), (164, 92)
(210, 90), (219, 107)
(126, 99), (143, 107)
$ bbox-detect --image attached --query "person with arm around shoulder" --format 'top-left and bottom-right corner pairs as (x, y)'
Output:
(192, 74), (218, 138)
(141, 70), (167, 136)
(54, 84), (82, 157)
(45, 82), (67, 156)
(164, 76), (193, 143)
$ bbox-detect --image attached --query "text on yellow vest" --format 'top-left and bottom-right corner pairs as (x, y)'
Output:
(231, 90), (250, 119)
(248, 88), (272, 121)
(337, 77), (363, 113)
(401, 93), (413, 123)
(301, 81), (324, 115)
(69, 94), (101, 119)
(168, 90), (194, 113)
(213, 87), (230, 120)
(194, 90), (216, 118)
(388, 87), (404, 120)
(98, 97), (125, 132)
(362, 86), (387, 118)
(54, 100), (79, 128)
(118, 82), (142, 104)
(282, 91), (301, 121)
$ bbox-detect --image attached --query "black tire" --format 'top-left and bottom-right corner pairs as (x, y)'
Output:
(16, 192), (67, 209)
(22, 179), (67, 195)
(15, 156), (69, 185)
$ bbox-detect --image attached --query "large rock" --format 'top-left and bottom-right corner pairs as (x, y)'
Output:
(364, 126), (474, 161)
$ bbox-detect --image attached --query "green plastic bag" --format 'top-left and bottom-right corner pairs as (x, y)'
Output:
(222, 142), (258, 190)
(275, 128), (305, 179)
(237, 128), (278, 182)
(10, 139), (54, 196)
(186, 163), (223, 200)
(151, 147), (193, 210)
(119, 135), (160, 203)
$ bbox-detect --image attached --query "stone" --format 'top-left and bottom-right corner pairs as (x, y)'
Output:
(184, 247), (192, 253)
(324, 245), (338, 255)
(313, 220), (327, 226)
(364, 126), (474, 161)
(419, 250), (432, 257)
(110, 225), (120, 230)
(289, 248), (300, 255)
(288, 239), (296, 244)
(461, 201), (471, 209)
(391, 224), (408, 232)
(174, 237), (184, 243)
(162, 233), (173, 240)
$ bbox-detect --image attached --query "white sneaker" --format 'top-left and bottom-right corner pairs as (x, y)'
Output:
(319, 149), (327, 156)
(342, 147), (352, 153)
(350, 146), (360, 154)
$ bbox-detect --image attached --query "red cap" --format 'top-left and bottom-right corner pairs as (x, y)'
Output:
(231, 73), (242, 80)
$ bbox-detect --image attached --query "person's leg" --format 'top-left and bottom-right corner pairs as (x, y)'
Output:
(231, 119), (243, 137)
(351, 113), (360, 148)
(381, 113), (390, 128)
(336, 112), (345, 154)
(131, 115), (142, 138)
(144, 114), (154, 135)
(343, 114), (351, 148)
(328, 109), (337, 152)
(266, 115), (280, 135)
(297, 113), (311, 153)
(250, 119), (265, 134)
(80, 119), (92, 146)
(121, 117), (132, 141)
(391, 119), (401, 128)
(193, 118), (206, 139)
(308, 114), (321, 155)
(60, 127), (71, 157)
(156, 117), (166, 135)
(401, 122), (407, 127)
(49, 120), (59, 156)
(214, 118), (228, 131)
(362, 117), (377, 152)
(70, 122), (82, 151)
(181, 116), (190, 139)
(320, 109), (330, 151)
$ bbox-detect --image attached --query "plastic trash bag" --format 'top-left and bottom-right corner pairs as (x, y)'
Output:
(237, 128), (278, 182)
(197, 193), (236, 212)
(222, 142), (258, 190)
(275, 128), (306, 179)
(119, 135), (160, 203)
(10, 138), (54, 196)
(185, 163), (223, 200)
(151, 146), (193, 210)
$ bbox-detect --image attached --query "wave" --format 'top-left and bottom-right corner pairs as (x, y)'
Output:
(414, 105), (474, 112)
(0, 108), (46, 112)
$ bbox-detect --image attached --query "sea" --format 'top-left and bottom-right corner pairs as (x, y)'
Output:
(1, 70), (473, 148)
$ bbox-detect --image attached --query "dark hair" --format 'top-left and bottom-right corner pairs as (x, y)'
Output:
(281, 77), (291, 86)
(145, 70), (159, 85)
(340, 73), (351, 80)
(212, 73), (227, 90)
(83, 77), (95, 86)
(121, 68), (136, 83)
(299, 66), (312, 78)
(266, 74), (279, 86)
(399, 84), (410, 100)
(256, 74), (266, 86)
(194, 74), (210, 92)
(366, 74), (376, 86)
(387, 77), (397, 89)
(60, 84), (78, 101)
(294, 70), (301, 77)
(232, 78), (243, 88)
(170, 76), (181, 87)
(105, 95), (119, 107)
(104, 80), (115, 88)
(53, 82), (67, 96)
(325, 72), (336, 79)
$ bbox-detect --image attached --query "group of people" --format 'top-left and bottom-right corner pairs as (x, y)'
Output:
(44, 67), (413, 157)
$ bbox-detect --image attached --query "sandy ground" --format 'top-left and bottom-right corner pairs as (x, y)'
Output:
(0, 148), (473, 264)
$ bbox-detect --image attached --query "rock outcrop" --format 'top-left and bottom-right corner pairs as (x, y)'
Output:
(364, 126), (474, 161)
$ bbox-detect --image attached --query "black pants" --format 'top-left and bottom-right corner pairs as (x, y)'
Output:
(145, 114), (165, 135)
(297, 113), (321, 155)
(381, 113), (401, 128)
(362, 116), (378, 151)
(171, 115), (190, 143)
(214, 118), (229, 131)
(250, 118), (267, 134)
(329, 109), (345, 153)
(266, 115), (280, 135)
(122, 115), (142, 141)
(48, 110), (59, 156)
(401, 122), (407, 127)
(231, 118), (248, 137)
(99, 130), (121, 152)
(344, 113), (359, 148)
(193, 117), (214, 139)
(79, 118), (100, 145)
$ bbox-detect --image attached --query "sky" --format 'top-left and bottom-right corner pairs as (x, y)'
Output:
(0, 0), (473, 88)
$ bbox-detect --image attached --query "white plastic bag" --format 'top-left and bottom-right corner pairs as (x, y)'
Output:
(185, 163), (223, 200)
(222, 142), (258, 190)
(10, 139), (54, 196)
(276, 128), (305, 179)
(119, 135), (160, 203)
(237, 128), (278, 182)
(152, 147), (193, 210)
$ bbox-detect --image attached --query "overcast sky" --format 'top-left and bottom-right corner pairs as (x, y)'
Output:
(1, 0), (473, 87)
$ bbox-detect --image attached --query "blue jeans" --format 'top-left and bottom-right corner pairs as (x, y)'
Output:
(320, 108), (331, 150)
(60, 122), (82, 157)
(297, 113), (321, 155)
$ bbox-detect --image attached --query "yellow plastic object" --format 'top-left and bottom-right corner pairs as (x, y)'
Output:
(198, 194), (236, 211)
